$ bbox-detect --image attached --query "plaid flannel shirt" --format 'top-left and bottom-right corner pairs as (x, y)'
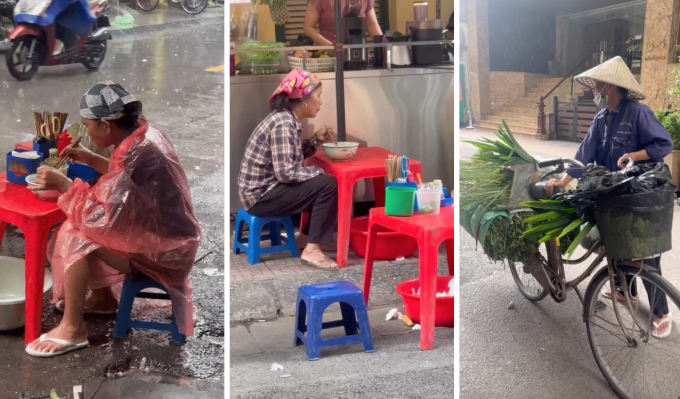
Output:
(238, 110), (323, 210)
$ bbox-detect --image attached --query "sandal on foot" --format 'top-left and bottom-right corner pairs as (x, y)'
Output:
(301, 250), (339, 270)
(54, 300), (117, 315)
(25, 334), (89, 358)
(652, 313), (673, 339)
(603, 289), (638, 303)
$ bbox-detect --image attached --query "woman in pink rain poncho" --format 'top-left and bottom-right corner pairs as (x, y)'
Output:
(25, 81), (201, 358)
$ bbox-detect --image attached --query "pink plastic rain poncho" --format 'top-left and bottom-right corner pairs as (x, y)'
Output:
(49, 119), (201, 335)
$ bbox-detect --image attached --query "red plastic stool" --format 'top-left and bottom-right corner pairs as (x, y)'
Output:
(362, 206), (455, 350)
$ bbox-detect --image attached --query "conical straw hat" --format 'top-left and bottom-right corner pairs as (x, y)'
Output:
(575, 56), (645, 100)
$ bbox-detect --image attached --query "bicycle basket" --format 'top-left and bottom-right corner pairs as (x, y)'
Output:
(591, 191), (674, 260)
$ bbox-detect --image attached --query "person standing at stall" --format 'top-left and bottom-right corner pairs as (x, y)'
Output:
(238, 69), (340, 270)
(544, 56), (674, 339)
(303, 0), (383, 45)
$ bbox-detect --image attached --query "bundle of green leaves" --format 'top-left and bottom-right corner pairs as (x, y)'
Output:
(520, 200), (594, 259)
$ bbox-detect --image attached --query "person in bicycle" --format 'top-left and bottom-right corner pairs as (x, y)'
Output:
(543, 56), (674, 338)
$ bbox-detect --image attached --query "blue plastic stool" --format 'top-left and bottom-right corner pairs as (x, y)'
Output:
(233, 208), (298, 265)
(293, 281), (374, 361)
(112, 274), (186, 343)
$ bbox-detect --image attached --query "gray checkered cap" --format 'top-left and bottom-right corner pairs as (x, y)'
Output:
(79, 81), (142, 121)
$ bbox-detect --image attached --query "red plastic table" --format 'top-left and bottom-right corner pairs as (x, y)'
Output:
(303, 147), (422, 267)
(362, 206), (455, 350)
(0, 173), (66, 344)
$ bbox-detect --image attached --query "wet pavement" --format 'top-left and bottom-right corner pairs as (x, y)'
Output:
(0, 24), (225, 398)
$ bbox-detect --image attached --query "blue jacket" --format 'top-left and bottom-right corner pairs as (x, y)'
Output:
(15, 0), (96, 36)
(567, 100), (673, 178)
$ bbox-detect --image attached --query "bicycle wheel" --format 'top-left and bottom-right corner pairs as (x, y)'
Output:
(510, 260), (548, 302)
(180, 0), (207, 15)
(584, 264), (680, 399)
(137, 0), (159, 12)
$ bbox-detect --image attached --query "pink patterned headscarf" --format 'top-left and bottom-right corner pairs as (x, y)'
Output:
(269, 69), (320, 105)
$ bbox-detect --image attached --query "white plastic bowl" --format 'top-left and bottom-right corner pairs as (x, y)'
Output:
(322, 142), (359, 161)
(0, 256), (53, 331)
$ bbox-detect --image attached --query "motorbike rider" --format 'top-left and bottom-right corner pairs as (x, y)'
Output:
(14, 0), (97, 55)
(544, 56), (674, 339)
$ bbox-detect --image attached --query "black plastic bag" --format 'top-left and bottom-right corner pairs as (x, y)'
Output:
(553, 162), (676, 221)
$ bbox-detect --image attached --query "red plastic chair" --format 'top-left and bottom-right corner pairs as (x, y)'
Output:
(301, 147), (422, 267)
(362, 206), (455, 351)
(0, 173), (66, 344)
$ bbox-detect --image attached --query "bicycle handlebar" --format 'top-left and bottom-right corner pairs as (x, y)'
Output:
(536, 157), (635, 172)
(537, 158), (585, 169)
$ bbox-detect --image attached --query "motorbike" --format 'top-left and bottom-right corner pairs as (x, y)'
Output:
(6, 0), (111, 81)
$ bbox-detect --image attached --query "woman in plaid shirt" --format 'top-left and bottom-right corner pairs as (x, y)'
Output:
(238, 70), (339, 270)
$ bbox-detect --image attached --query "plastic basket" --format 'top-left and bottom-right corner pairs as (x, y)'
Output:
(385, 186), (416, 217)
(287, 56), (336, 72)
(592, 191), (674, 260)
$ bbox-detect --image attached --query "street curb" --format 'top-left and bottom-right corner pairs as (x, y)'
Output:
(110, 15), (223, 38)
(230, 258), (450, 323)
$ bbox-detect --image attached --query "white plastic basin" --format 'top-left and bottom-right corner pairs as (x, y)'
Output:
(0, 256), (53, 331)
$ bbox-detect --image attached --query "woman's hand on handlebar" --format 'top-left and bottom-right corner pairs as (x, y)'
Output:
(544, 178), (568, 196)
(617, 153), (636, 169)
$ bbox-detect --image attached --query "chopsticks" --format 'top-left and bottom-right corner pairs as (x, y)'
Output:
(54, 137), (81, 169)
(386, 155), (400, 183)
(32, 111), (68, 141)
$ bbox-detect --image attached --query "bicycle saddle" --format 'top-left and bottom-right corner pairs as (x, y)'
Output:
(529, 181), (564, 200)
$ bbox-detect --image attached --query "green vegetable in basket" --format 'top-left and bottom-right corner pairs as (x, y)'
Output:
(238, 39), (286, 62)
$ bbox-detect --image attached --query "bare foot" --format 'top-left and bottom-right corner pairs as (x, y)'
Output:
(296, 233), (308, 250)
(603, 288), (638, 303)
(26, 322), (88, 355)
(301, 245), (338, 270)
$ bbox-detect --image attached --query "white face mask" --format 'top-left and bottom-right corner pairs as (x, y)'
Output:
(593, 83), (610, 108)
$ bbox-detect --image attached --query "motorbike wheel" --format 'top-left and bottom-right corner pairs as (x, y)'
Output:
(82, 41), (107, 71)
(180, 0), (208, 15)
(6, 36), (42, 81)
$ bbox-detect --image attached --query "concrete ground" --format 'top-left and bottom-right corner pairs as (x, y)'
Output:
(459, 128), (680, 398)
(230, 304), (454, 399)
(0, 24), (224, 398)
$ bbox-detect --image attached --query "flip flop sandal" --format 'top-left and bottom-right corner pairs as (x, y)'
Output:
(603, 289), (638, 303)
(25, 334), (89, 358)
(54, 300), (117, 315)
(301, 250), (339, 271)
(652, 313), (673, 339)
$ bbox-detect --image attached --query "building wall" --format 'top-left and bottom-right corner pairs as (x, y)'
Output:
(488, 0), (556, 74)
(640, 0), (679, 111)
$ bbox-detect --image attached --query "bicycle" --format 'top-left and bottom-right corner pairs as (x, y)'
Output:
(509, 157), (680, 399)
(136, 0), (207, 15)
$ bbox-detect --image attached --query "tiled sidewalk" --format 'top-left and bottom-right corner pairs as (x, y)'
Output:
(229, 222), (419, 282)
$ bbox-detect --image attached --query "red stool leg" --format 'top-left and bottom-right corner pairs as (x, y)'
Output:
(0, 222), (6, 247)
(372, 177), (386, 207)
(336, 178), (355, 268)
(418, 237), (439, 351)
(445, 238), (455, 276)
(23, 221), (49, 344)
(362, 217), (380, 305)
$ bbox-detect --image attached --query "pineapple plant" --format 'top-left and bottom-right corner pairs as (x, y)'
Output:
(253, 0), (289, 26)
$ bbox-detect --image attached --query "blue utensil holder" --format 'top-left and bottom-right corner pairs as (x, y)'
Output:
(387, 181), (419, 211)
(67, 162), (100, 184)
(32, 140), (56, 161)
(6, 150), (43, 184)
